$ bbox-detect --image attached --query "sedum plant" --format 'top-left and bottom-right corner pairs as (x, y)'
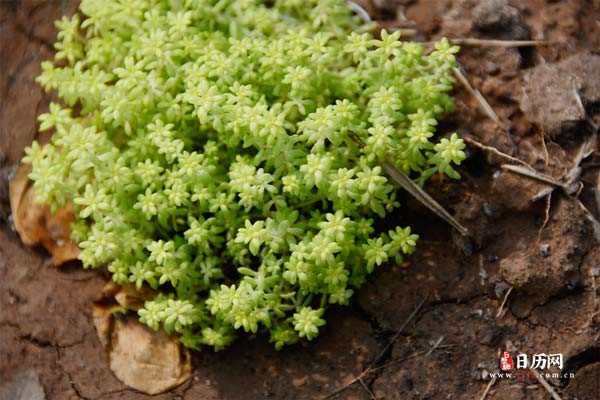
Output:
(25, 0), (464, 350)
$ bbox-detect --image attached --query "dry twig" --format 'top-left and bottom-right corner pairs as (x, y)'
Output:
(463, 137), (531, 169)
(453, 67), (507, 131)
(495, 286), (513, 318)
(538, 192), (553, 237)
(576, 199), (600, 243)
(358, 378), (376, 400)
(478, 375), (497, 400)
(346, 1), (372, 22)
(530, 369), (563, 400)
(323, 298), (426, 399)
(446, 38), (551, 47)
(425, 336), (445, 356)
(501, 164), (572, 193)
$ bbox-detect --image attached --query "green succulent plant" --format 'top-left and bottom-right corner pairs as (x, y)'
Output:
(25, 0), (464, 350)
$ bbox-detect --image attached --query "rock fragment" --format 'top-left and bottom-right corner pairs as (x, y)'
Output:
(0, 370), (45, 400)
(520, 52), (600, 140)
(473, 0), (530, 40)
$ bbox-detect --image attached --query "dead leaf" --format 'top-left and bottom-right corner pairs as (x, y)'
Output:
(92, 304), (192, 394)
(99, 315), (191, 395)
(99, 282), (155, 311)
(92, 284), (190, 394)
(92, 303), (114, 348)
(93, 282), (155, 347)
(9, 162), (79, 266)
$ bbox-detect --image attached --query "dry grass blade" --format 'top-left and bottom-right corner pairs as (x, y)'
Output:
(382, 161), (469, 236)
(595, 175), (600, 216)
(478, 375), (497, 400)
(346, 1), (372, 22)
(463, 137), (532, 169)
(323, 298), (426, 399)
(425, 336), (445, 356)
(564, 134), (597, 186)
(501, 164), (570, 192)
(378, 297), (426, 360)
(576, 199), (600, 243)
(495, 286), (513, 318)
(530, 369), (563, 400)
(369, 351), (425, 374)
(448, 38), (551, 47)
(453, 67), (506, 130)
(358, 378), (376, 400)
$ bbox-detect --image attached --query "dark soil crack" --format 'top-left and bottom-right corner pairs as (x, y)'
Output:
(426, 292), (487, 308)
(57, 349), (93, 400)
(11, 321), (88, 350)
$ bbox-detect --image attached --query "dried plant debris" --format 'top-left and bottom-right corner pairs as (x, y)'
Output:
(109, 318), (192, 395)
(92, 285), (191, 395)
(8, 163), (79, 266)
(100, 282), (156, 311)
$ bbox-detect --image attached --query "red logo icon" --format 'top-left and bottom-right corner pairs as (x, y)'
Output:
(500, 352), (514, 371)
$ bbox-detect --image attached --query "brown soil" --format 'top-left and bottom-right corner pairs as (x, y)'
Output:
(2, 0), (600, 399)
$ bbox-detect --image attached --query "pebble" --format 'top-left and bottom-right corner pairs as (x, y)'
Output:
(0, 370), (45, 400)
(539, 243), (550, 257)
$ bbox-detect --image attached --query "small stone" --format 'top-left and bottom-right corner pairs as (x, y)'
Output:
(558, 53), (600, 105)
(473, 0), (530, 40)
(482, 202), (498, 217)
(0, 370), (45, 400)
(521, 63), (586, 139)
(521, 53), (600, 140)
(488, 255), (499, 263)
(494, 281), (511, 298)
(539, 244), (550, 257)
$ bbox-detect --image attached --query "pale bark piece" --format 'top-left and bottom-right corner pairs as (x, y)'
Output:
(93, 282), (157, 347)
(8, 162), (79, 266)
(109, 318), (192, 395)
(91, 303), (113, 348)
(99, 282), (156, 310)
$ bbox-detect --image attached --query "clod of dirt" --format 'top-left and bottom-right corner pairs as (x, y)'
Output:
(491, 170), (552, 211)
(565, 362), (600, 400)
(520, 52), (600, 140)
(472, 0), (530, 40)
(520, 63), (586, 139)
(8, 163), (79, 266)
(0, 369), (45, 400)
(108, 317), (192, 395)
(558, 52), (600, 106)
(500, 198), (591, 316)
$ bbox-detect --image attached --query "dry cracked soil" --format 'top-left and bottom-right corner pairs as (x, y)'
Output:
(2, 0), (600, 399)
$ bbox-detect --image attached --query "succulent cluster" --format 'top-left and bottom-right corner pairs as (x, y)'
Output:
(25, 0), (464, 350)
